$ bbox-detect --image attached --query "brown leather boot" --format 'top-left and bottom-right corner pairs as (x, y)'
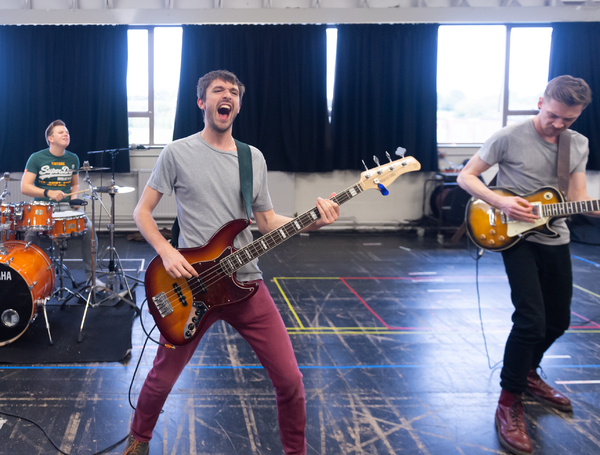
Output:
(527, 368), (572, 411)
(495, 389), (533, 455)
(122, 434), (149, 455)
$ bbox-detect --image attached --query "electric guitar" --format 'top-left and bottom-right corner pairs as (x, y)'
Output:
(145, 155), (421, 346)
(466, 186), (600, 252)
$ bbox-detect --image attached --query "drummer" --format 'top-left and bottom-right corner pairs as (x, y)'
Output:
(20, 119), (104, 288)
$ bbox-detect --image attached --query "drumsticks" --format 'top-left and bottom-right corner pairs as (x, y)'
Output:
(63, 189), (90, 197)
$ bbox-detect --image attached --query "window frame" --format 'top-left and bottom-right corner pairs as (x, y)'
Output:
(437, 23), (553, 145)
(128, 26), (154, 145)
(128, 25), (183, 147)
(502, 24), (552, 128)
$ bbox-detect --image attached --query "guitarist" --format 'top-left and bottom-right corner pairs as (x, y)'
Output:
(458, 75), (599, 455)
(122, 70), (339, 455)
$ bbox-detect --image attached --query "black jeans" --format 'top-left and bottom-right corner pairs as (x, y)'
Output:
(499, 240), (572, 393)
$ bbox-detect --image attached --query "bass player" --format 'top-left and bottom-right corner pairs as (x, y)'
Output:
(122, 70), (340, 455)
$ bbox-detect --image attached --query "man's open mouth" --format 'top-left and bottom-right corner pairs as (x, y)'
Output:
(218, 105), (231, 119)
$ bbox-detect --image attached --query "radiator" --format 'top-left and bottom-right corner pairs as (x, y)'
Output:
(137, 170), (177, 218)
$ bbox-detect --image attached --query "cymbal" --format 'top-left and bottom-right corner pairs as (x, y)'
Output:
(94, 185), (135, 195)
(77, 166), (110, 172)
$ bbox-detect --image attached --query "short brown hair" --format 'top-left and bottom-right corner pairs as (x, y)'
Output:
(45, 119), (67, 146)
(196, 70), (245, 104)
(544, 75), (592, 108)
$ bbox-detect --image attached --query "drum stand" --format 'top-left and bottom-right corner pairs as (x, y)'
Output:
(39, 297), (54, 345)
(77, 167), (139, 343)
(50, 238), (85, 308)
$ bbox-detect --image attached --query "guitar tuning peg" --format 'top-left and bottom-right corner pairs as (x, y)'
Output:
(361, 160), (371, 179)
(385, 151), (396, 170)
(373, 156), (380, 166)
(395, 147), (406, 158)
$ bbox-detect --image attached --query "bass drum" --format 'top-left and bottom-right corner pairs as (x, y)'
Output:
(0, 241), (55, 346)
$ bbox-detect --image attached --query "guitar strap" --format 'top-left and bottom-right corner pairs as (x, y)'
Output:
(234, 139), (253, 220)
(557, 129), (571, 199)
(170, 140), (253, 248)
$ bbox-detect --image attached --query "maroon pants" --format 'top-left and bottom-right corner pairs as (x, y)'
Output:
(130, 281), (307, 454)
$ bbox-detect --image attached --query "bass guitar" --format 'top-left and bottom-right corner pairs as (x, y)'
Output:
(466, 186), (600, 252)
(145, 155), (421, 346)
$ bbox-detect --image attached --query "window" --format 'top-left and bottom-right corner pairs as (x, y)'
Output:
(437, 25), (552, 144)
(127, 27), (183, 146)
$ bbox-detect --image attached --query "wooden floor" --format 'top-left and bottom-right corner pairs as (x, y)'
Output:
(1, 229), (600, 454)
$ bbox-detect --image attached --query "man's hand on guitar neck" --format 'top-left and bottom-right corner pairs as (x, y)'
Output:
(311, 193), (340, 230)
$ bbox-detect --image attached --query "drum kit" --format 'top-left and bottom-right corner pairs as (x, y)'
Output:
(0, 153), (139, 347)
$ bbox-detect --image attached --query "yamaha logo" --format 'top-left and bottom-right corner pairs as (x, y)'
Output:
(0, 271), (12, 280)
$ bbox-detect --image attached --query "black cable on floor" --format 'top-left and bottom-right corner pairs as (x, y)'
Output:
(0, 303), (165, 453)
(0, 409), (129, 455)
(469, 241), (502, 371)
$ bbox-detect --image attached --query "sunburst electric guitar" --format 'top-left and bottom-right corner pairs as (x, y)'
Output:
(466, 186), (600, 252)
(145, 155), (421, 346)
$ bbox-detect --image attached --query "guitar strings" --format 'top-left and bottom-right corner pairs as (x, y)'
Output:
(156, 208), (326, 306)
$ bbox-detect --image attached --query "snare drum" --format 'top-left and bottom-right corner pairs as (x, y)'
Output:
(0, 241), (55, 346)
(16, 201), (54, 232)
(50, 211), (87, 239)
(0, 203), (16, 242)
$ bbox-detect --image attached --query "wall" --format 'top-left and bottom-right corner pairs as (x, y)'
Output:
(4, 146), (598, 234)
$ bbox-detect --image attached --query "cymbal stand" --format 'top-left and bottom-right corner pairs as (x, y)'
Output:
(0, 174), (10, 201)
(0, 172), (11, 251)
(96, 149), (142, 305)
(77, 165), (139, 343)
(96, 190), (141, 307)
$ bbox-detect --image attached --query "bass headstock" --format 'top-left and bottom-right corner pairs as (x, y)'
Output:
(359, 149), (421, 193)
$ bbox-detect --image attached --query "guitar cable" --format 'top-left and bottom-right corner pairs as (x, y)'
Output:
(127, 297), (167, 424)
(0, 411), (129, 455)
(469, 241), (503, 372)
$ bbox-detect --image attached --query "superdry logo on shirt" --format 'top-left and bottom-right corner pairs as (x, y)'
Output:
(38, 165), (73, 181)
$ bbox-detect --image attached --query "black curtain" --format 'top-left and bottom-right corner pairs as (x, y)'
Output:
(0, 25), (130, 173)
(331, 24), (439, 172)
(173, 24), (331, 172)
(549, 22), (600, 171)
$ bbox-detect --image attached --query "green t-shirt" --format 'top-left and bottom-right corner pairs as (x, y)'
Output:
(25, 148), (80, 201)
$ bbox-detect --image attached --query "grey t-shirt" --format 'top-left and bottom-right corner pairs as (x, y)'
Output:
(477, 119), (589, 245)
(147, 132), (274, 281)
